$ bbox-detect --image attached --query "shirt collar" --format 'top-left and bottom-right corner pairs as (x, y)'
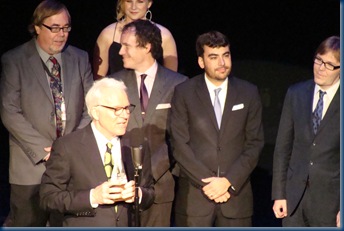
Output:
(135, 60), (158, 79)
(91, 122), (119, 146)
(35, 39), (62, 64)
(204, 73), (228, 92)
(314, 80), (340, 98)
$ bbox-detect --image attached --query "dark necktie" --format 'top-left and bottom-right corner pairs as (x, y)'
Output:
(312, 90), (326, 134)
(49, 56), (63, 138)
(104, 142), (114, 180)
(140, 74), (149, 119)
(214, 88), (222, 128)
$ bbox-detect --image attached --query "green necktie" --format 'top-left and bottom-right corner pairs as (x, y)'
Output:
(104, 142), (113, 180)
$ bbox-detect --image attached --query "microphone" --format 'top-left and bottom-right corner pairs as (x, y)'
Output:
(130, 129), (144, 227)
(130, 129), (144, 169)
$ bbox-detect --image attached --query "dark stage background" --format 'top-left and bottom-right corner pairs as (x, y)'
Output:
(0, 0), (340, 227)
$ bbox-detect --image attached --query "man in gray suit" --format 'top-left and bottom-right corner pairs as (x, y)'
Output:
(272, 36), (340, 227)
(170, 31), (264, 227)
(110, 19), (188, 226)
(0, 0), (93, 226)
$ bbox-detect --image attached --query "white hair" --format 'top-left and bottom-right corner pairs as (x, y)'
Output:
(85, 77), (127, 119)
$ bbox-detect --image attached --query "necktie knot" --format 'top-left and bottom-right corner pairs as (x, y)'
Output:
(319, 90), (325, 99)
(214, 88), (221, 96)
(49, 56), (58, 65)
(141, 74), (147, 81)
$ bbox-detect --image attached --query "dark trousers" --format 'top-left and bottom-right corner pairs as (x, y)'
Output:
(140, 202), (172, 227)
(10, 184), (62, 227)
(283, 185), (337, 227)
(175, 203), (252, 227)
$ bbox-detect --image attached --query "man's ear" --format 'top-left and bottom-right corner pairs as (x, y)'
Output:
(198, 56), (205, 69)
(34, 25), (41, 35)
(145, 43), (152, 54)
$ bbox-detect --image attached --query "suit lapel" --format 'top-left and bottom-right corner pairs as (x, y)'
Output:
(219, 76), (238, 136)
(123, 72), (143, 128)
(27, 39), (54, 103)
(195, 77), (219, 131)
(61, 47), (72, 110)
(317, 86), (340, 134)
(305, 82), (316, 136)
(143, 67), (165, 125)
(80, 125), (108, 182)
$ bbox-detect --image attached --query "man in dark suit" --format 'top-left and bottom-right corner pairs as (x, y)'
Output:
(272, 36), (340, 227)
(110, 19), (188, 226)
(40, 78), (155, 227)
(0, 0), (93, 226)
(170, 31), (264, 227)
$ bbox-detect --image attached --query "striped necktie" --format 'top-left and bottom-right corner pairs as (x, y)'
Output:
(312, 90), (326, 134)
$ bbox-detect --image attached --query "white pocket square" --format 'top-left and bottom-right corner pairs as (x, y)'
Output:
(156, 103), (171, 110)
(232, 103), (244, 111)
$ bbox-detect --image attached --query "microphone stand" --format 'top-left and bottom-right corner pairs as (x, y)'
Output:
(131, 144), (143, 227)
(134, 165), (142, 227)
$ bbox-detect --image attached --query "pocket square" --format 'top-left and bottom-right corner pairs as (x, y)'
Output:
(156, 103), (171, 109)
(232, 103), (244, 111)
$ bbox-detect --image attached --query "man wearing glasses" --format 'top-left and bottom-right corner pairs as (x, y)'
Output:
(272, 36), (340, 227)
(40, 78), (155, 227)
(0, 0), (93, 226)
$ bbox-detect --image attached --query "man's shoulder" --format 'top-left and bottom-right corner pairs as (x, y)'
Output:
(288, 79), (314, 92)
(2, 39), (33, 59)
(108, 69), (132, 80)
(63, 44), (88, 58)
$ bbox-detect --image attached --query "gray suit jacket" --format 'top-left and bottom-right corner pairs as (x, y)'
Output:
(272, 79), (340, 220)
(0, 38), (93, 185)
(110, 65), (188, 203)
(171, 74), (264, 219)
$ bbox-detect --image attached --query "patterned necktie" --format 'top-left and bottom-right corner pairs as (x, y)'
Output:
(312, 90), (326, 134)
(214, 88), (222, 128)
(49, 56), (63, 138)
(140, 74), (149, 119)
(104, 142), (114, 180)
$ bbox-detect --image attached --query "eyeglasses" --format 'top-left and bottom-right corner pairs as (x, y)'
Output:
(41, 24), (72, 33)
(98, 104), (136, 116)
(314, 57), (340, 71)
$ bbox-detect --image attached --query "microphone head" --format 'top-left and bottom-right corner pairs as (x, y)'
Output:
(131, 145), (143, 169)
(130, 128), (144, 168)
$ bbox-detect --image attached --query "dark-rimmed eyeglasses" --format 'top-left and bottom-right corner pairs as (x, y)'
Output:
(98, 104), (136, 116)
(41, 24), (72, 33)
(314, 56), (340, 71)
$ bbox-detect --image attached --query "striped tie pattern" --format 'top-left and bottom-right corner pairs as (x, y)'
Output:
(312, 90), (326, 134)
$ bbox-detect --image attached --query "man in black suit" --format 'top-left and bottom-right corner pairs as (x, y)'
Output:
(40, 78), (155, 227)
(170, 31), (264, 227)
(272, 36), (340, 227)
(110, 19), (187, 226)
(0, 0), (93, 226)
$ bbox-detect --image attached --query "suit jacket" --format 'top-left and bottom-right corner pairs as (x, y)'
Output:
(110, 65), (188, 203)
(40, 124), (155, 227)
(171, 74), (264, 219)
(271, 79), (340, 219)
(0, 38), (93, 185)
